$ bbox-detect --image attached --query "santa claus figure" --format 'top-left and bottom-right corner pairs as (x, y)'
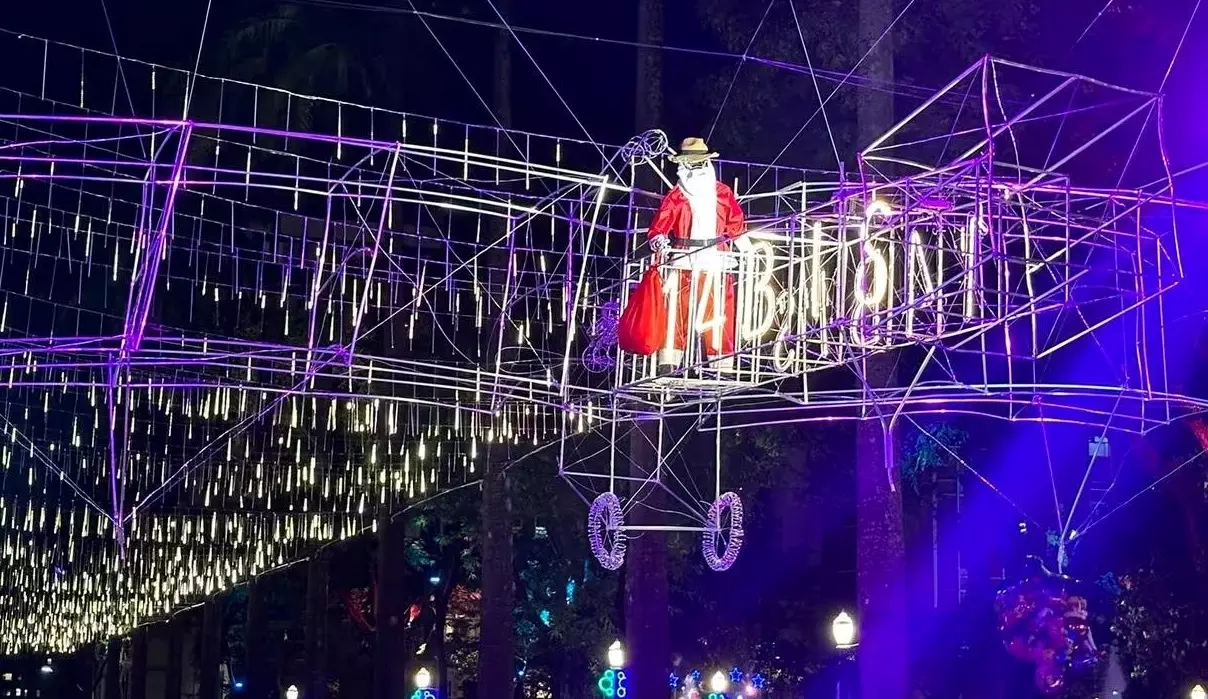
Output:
(648, 137), (750, 371)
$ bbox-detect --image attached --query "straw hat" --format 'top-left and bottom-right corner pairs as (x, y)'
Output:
(669, 137), (719, 164)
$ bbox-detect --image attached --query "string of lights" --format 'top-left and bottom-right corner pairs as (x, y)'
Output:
(0, 17), (1199, 656)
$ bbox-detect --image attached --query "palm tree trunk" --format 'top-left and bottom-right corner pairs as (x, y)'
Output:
(856, 1), (906, 695)
(626, 5), (668, 699)
(478, 5), (516, 698)
(626, 419), (670, 699)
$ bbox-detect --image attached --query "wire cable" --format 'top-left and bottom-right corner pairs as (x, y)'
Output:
(750, 0), (922, 190)
(182, 0), (215, 119)
(706, 0), (777, 143)
(482, 0), (625, 182)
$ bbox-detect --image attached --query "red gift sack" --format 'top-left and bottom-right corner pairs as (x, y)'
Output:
(618, 265), (667, 355)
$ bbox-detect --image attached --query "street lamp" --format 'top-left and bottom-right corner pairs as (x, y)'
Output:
(1190, 684), (1206, 699)
(607, 640), (625, 669)
(710, 671), (729, 694)
(285, 686), (299, 699)
(831, 611), (856, 649)
(415, 668), (433, 690)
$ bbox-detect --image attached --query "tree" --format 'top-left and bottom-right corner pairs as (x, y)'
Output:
(627, 4), (671, 699)
(510, 456), (622, 699)
(478, 3), (519, 694)
(1113, 566), (1208, 698)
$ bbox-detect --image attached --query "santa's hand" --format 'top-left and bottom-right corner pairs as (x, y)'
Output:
(649, 235), (670, 252)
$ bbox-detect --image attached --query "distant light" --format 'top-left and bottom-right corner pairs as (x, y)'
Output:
(234, 681), (245, 690)
(428, 575), (441, 585)
(39, 664), (53, 675)
(415, 668), (432, 690)
(539, 609), (551, 626)
(607, 640), (625, 669)
(285, 684), (299, 699)
(832, 611), (856, 649)
(535, 525), (548, 538)
(710, 672), (728, 694)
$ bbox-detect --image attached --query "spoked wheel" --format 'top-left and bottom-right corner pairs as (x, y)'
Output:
(588, 492), (627, 570)
(701, 491), (744, 571)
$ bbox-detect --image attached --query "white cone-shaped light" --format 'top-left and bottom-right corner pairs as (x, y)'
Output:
(832, 611), (856, 648)
(607, 640), (625, 669)
(710, 671), (729, 694)
(415, 668), (433, 690)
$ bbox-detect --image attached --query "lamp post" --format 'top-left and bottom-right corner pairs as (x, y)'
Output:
(607, 641), (625, 670)
(831, 612), (857, 699)
(1191, 684), (1206, 699)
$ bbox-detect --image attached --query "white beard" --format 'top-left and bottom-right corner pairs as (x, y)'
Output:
(677, 165), (718, 243)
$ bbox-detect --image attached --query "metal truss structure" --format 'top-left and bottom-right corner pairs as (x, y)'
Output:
(0, 31), (1200, 651)
(559, 57), (1199, 571)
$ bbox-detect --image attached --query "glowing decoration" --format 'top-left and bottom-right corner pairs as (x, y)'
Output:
(0, 29), (1189, 658)
(415, 668), (433, 690)
(597, 669), (628, 699)
(749, 674), (765, 690)
(607, 640), (625, 669)
(583, 301), (620, 373)
(668, 673), (681, 689)
(588, 493), (627, 570)
(832, 611), (856, 648)
(854, 200), (891, 308)
(994, 557), (1102, 694)
(701, 492), (744, 571)
(1191, 685), (1206, 699)
(740, 242), (777, 342)
(709, 671), (728, 694)
(286, 686), (300, 699)
(620, 130), (671, 166)
(728, 668), (744, 684)
(539, 609), (551, 626)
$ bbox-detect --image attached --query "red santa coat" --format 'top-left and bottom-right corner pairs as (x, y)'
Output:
(647, 182), (746, 247)
(646, 182), (747, 366)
